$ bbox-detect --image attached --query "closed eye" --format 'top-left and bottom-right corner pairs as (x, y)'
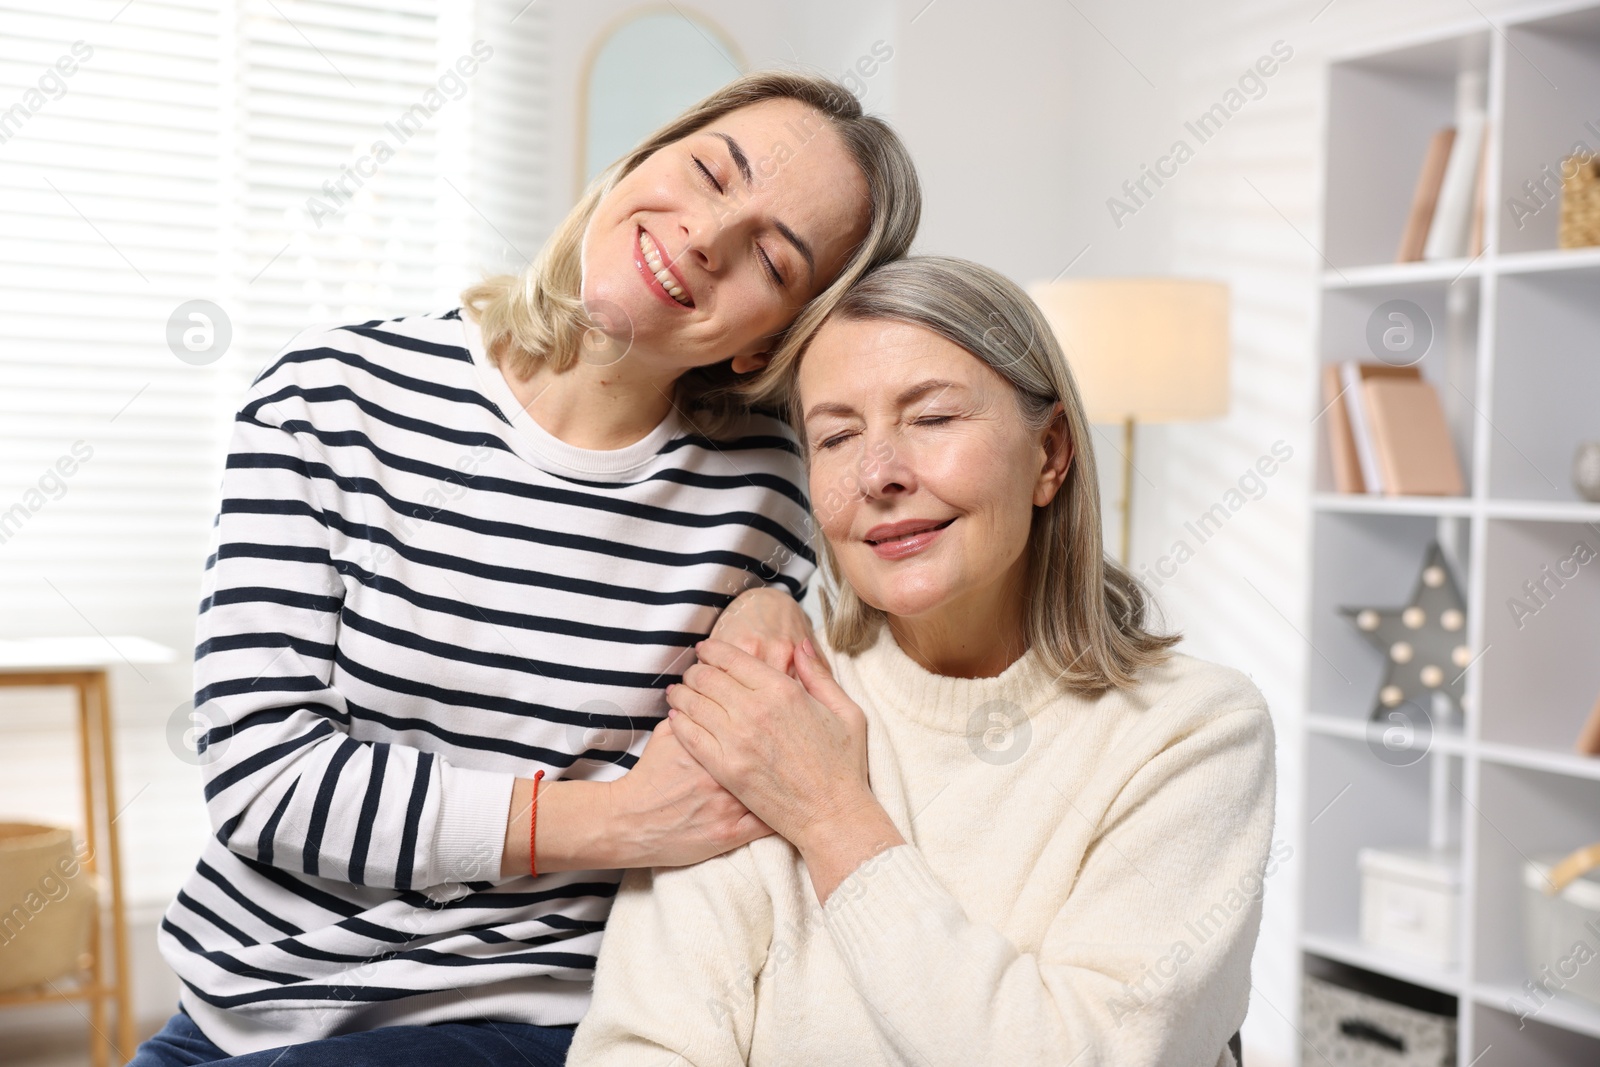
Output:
(693, 156), (723, 195)
(816, 430), (855, 451)
(914, 415), (953, 426)
(759, 247), (785, 287)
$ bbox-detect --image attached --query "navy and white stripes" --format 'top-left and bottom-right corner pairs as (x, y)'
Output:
(157, 307), (814, 1054)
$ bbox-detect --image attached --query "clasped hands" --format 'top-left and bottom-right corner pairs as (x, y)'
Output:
(639, 589), (904, 902)
(666, 635), (878, 857)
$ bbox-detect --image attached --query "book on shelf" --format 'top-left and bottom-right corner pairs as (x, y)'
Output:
(1322, 364), (1366, 491)
(1339, 361), (1388, 492)
(1394, 120), (1490, 263)
(1365, 374), (1466, 495)
(1397, 127), (1455, 263)
(1468, 122), (1490, 258)
(1322, 361), (1464, 496)
(1424, 110), (1487, 261)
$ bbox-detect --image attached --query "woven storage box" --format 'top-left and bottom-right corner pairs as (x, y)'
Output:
(1558, 152), (1600, 249)
(1302, 973), (1456, 1066)
(0, 822), (98, 993)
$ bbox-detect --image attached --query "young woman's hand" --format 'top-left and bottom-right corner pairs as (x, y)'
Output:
(664, 637), (880, 854)
(709, 586), (815, 676)
(504, 716), (775, 877)
(504, 597), (812, 878)
(602, 716), (776, 868)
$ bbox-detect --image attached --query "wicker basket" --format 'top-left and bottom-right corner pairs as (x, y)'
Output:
(1558, 152), (1600, 249)
(0, 822), (99, 994)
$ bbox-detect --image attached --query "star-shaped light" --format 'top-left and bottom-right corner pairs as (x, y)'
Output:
(1340, 541), (1472, 721)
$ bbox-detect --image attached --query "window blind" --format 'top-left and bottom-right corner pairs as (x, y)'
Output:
(0, 0), (549, 909)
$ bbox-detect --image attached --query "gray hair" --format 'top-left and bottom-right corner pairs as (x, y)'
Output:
(790, 255), (1179, 693)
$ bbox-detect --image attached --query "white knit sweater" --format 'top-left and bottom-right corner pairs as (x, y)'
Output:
(568, 623), (1276, 1067)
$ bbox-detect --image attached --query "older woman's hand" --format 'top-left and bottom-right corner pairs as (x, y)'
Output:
(666, 637), (877, 853)
(707, 586), (815, 676)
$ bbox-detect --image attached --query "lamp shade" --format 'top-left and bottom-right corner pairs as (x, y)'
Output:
(1027, 278), (1230, 424)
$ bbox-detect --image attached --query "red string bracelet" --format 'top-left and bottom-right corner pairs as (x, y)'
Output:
(529, 769), (546, 878)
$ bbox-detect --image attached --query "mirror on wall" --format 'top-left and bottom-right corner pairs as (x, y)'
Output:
(579, 9), (744, 195)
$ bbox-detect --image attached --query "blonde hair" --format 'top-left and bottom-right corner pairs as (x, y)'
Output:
(460, 70), (921, 437)
(790, 256), (1180, 694)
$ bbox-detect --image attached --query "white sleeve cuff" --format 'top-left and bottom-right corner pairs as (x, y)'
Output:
(430, 762), (517, 888)
(821, 843), (958, 969)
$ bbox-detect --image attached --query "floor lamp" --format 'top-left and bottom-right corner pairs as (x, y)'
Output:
(1028, 278), (1231, 565)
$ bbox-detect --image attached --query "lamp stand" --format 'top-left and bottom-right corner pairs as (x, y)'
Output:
(1119, 416), (1135, 566)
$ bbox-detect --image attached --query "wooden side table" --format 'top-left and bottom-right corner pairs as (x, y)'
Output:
(0, 637), (174, 1067)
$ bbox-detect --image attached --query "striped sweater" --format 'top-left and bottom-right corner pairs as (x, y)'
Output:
(157, 307), (815, 1055)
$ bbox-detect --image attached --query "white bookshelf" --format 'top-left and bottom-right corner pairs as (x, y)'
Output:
(1302, 3), (1600, 1063)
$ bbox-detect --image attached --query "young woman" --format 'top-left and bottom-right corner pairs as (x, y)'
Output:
(128, 72), (920, 1067)
(569, 257), (1275, 1067)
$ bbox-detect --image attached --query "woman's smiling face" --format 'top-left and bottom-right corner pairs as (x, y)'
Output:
(798, 316), (1069, 625)
(581, 98), (870, 377)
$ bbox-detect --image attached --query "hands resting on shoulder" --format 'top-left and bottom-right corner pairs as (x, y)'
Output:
(668, 589), (904, 904)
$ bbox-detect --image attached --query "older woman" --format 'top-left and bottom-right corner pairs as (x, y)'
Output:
(567, 256), (1275, 1067)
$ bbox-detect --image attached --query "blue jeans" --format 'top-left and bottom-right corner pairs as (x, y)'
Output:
(127, 1006), (575, 1067)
